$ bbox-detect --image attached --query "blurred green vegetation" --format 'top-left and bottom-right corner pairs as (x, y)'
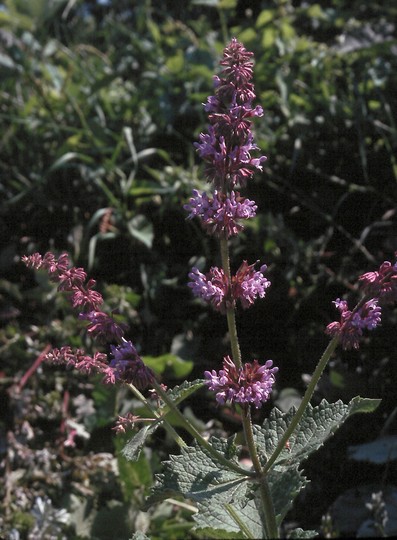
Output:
(1, 0), (397, 538)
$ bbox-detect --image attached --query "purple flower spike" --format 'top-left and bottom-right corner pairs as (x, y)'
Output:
(204, 356), (278, 409)
(195, 38), (266, 191)
(325, 297), (382, 350)
(22, 251), (104, 311)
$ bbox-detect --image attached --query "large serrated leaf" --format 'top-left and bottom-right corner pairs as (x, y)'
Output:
(147, 435), (281, 539)
(147, 436), (246, 507)
(256, 397), (381, 470)
(194, 496), (266, 539)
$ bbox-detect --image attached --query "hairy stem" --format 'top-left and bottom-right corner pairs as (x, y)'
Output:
(263, 335), (340, 473)
(219, 235), (279, 538)
(220, 236), (242, 369)
(127, 383), (187, 449)
(243, 407), (279, 538)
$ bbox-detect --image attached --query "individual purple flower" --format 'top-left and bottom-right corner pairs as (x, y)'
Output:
(79, 311), (127, 343)
(204, 355), (278, 409)
(194, 38), (266, 190)
(110, 339), (154, 389)
(325, 297), (382, 350)
(184, 189), (257, 237)
(358, 256), (397, 305)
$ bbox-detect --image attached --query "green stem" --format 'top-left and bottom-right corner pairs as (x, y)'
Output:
(263, 335), (340, 473)
(152, 380), (255, 478)
(220, 236), (242, 369)
(127, 382), (187, 449)
(219, 235), (279, 538)
(242, 407), (279, 539)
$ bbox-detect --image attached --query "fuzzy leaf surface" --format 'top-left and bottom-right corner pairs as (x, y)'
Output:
(148, 436), (246, 505)
(122, 424), (157, 462)
(255, 397), (381, 469)
(267, 467), (308, 524)
(193, 496), (266, 539)
(147, 436), (262, 537)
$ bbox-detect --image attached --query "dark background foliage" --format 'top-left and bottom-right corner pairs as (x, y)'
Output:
(1, 0), (397, 538)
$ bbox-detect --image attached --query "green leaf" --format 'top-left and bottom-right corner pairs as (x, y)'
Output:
(147, 436), (267, 538)
(127, 215), (154, 248)
(348, 396), (381, 415)
(143, 354), (193, 378)
(256, 9), (274, 28)
(122, 424), (157, 462)
(116, 437), (153, 501)
(255, 397), (381, 470)
(147, 436), (246, 506)
(194, 496), (265, 539)
(165, 379), (205, 405)
(267, 467), (308, 524)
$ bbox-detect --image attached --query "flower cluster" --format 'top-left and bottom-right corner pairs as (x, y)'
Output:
(204, 356), (278, 409)
(325, 298), (382, 350)
(186, 40), (278, 407)
(325, 255), (397, 350)
(184, 190), (257, 237)
(22, 252), (153, 389)
(358, 258), (397, 305)
(109, 339), (154, 388)
(188, 260), (270, 313)
(45, 346), (116, 383)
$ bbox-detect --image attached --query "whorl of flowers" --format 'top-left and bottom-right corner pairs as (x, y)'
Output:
(184, 189), (257, 238)
(325, 298), (382, 350)
(325, 254), (397, 350)
(188, 260), (270, 313)
(204, 356), (278, 409)
(358, 257), (397, 305)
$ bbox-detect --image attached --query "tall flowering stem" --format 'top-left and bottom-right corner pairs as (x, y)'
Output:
(188, 38), (278, 538)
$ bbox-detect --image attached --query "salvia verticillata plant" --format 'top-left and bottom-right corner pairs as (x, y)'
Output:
(22, 39), (397, 539)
